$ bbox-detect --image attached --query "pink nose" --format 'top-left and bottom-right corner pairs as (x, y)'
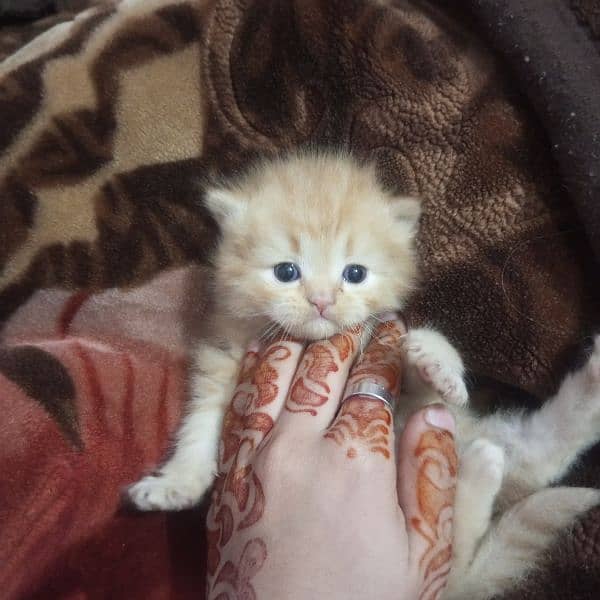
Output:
(310, 296), (334, 315)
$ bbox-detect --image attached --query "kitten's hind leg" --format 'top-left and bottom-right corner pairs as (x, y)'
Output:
(127, 343), (242, 511)
(486, 336), (600, 505)
(450, 439), (505, 577)
(446, 487), (600, 600)
(401, 327), (468, 406)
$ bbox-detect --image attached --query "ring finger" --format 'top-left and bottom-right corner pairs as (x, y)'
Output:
(324, 316), (405, 462)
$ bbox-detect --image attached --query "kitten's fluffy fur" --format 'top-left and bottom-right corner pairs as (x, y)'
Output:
(128, 151), (600, 599)
(398, 332), (600, 599)
(129, 151), (432, 508)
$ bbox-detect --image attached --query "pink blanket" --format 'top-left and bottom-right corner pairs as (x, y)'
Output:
(0, 267), (208, 599)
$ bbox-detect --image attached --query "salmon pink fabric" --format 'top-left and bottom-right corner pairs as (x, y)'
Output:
(0, 267), (208, 599)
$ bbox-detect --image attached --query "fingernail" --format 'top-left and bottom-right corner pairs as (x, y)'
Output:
(424, 404), (455, 433)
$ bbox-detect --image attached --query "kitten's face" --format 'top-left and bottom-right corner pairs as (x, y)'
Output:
(206, 153), (421, 340)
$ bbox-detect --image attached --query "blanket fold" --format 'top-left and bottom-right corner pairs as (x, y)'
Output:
(460, 0), (600, 264)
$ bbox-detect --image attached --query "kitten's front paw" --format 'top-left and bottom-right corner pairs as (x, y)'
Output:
(127, 465), (216, 511)
(402, 328), (468, 406)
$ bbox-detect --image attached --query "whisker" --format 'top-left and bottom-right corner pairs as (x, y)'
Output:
(259, 321), (279, 343)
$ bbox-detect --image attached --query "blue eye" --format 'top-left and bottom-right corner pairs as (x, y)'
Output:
(343, 264), (367, 284)
(274, 262), (301, 282)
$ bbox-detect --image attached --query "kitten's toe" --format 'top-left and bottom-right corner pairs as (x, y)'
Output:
(127, 468), (215, 511)
(435, 366), (469, 406)
(402, 328), (468, 406)
(412, 354), (467, 406)
(461, 438), (505, 486)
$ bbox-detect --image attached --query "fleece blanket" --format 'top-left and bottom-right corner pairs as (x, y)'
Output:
(0, 0), (599, 598)
(0, 267), (209, 599)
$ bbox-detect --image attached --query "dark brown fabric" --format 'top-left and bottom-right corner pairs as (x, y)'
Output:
(457, 0), (600, 271)
(0, 0), (104, 61)
(0, 344), (80, 446)
(571, 0), (600, 40)
(1, 0), (599, 598)
(2, 0), (598, 397)
(0, 0), (56, 21)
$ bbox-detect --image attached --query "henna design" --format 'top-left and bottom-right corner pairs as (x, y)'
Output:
(254, 345), (291, 407)
(324, 397), (393, 459)
(208, 444), (269, 596)
(238, 471), (265, 530)
(221, 402), (273, 467)
(225, 454), (252, 512)
(330, 331), (356, 361)
(207, 476), (227, 577)
(325, 321), (403, 458)
(411, 429), (457, 600)
(221, 344), (291, 468)
(235, 349), (260, 385)
(212, 538), (268, 600)
(285, 332), (356, 415)
(347, 320), (403, 398)
(208, 344), (290, 598)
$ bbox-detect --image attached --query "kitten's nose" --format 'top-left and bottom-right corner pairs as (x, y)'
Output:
(309, 294), (335, 315)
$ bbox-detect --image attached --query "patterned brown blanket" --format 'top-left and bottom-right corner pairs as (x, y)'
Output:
(1, 0), (599, 598)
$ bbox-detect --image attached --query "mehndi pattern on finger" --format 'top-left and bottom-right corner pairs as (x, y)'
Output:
(207, 344), (292, 596)
(285, 331), (357, 416)
(412, 429), (457, 600)
(324, 397), (393, 459)
(324, 320), (402, 459)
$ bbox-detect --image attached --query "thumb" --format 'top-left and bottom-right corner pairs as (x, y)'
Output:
(396, 404), (457, 599)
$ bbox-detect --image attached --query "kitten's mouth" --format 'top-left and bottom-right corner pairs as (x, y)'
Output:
(269, 318), (337, 342)
(308, 314), (340, 329)
(311, 314), (333, 323)
(299, 316), (342, 341)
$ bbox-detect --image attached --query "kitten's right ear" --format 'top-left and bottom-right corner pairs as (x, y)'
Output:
(204, 187), (246, 226)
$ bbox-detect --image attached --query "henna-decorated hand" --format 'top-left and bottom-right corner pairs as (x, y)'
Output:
(206, 316), (458, 600)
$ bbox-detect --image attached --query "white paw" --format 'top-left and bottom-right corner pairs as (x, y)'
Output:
(403, 328), (468, 406)
(127, 465), (215, 511)
(461, 438), (505, 487)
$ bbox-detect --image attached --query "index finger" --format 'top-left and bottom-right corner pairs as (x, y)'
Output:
(218, 338), (304, 473)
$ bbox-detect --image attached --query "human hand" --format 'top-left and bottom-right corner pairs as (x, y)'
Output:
(206, 316), (457, 600)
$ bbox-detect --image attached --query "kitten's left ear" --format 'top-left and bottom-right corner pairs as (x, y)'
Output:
(389, 196), (422, 228)
(204, 187), (247, 226)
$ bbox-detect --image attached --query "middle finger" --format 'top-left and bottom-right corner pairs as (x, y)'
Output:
(274, 325), (364, 436)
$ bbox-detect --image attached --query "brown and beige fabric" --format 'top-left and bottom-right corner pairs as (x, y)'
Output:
(0, 0), (599, 598)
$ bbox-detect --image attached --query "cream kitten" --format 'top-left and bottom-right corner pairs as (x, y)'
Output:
(396, 332), (600, 599)
(128, 150), (600, 598)
(127, 151), (466, 511)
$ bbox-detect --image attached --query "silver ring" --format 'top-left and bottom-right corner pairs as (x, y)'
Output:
(343, 381), (395, 411)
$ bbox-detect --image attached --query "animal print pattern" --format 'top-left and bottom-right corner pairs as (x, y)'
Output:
(0, 0), (598, 399)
